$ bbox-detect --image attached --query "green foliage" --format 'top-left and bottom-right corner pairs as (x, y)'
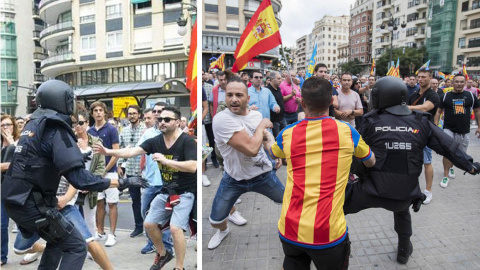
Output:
(339, 59), (364, 75)
(375, 46), (428, 77)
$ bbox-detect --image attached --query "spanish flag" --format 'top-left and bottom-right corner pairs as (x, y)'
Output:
(370, 59), (375, 76)
(185, 21), (197, 112)
(463, 63), (470, 80)
(210, 53), (226, 71)
(231, 0), (282, 72)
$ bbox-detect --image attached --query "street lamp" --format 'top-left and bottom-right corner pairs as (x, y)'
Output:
(380, 15), (406, 70)
(176, 2), (197, 36)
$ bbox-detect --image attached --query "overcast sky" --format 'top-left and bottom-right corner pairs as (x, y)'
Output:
(279, 0), (353, 48)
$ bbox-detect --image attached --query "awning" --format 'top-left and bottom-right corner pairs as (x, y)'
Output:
(73, 79), (189, 107)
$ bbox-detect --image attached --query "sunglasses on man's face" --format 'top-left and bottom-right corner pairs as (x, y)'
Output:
(157, 117), (177, 123)
(153, 110), (163, 114)
(72, 121), (86, 127)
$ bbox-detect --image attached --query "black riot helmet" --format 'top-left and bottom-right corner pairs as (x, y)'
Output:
(36, 80), (76, 115)
(370, 76), (411, 115)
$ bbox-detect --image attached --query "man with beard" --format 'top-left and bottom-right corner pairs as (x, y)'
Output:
(118, 105), (146, 237)
(267, 71), (286, 137)
(94, 107), (196, 270)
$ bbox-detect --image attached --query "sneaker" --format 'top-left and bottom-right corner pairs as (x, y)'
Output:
(130, 227), (143, 238)
(397, 241), (413, 264)
(212, 158), (220, 168)
(141, 242), (156, 254)
(423, 190), (432, 204)
(105, 233), (117, 247)
(448, 168), (455, 178)
(202, 175), (211, 187)
(228, 211), (247, 226)
(207, 227), (230, 249)
(150, 249), (174, 270)
(11, 223), (18, 233)
(95, 232), (107, 241)
(20, 253), (40, 265)
(440, 177), (449, 188)
(234, 198), (242, 205)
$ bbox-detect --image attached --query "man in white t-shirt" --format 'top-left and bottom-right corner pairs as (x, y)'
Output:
(207, 76), (285, 250)
(334, 73), (363, 127)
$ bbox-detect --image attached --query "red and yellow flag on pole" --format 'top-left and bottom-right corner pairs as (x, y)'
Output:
(209, 53), (226, 71)
(231, 0), (282, 72)
(463, 63), (470, 80)
(185, 21), (197, 112)
(370, 59), (376, 76)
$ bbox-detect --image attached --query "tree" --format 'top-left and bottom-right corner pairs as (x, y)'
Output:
(375, 46), (428, 77)
(339, 59), (364, 75)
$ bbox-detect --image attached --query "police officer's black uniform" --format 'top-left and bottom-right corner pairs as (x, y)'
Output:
(1, 80), (146, 270)
(344, 77), (479, 264)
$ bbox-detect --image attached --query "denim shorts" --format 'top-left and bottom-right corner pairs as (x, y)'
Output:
(423, 146), (432, 165)
(61, 205), (93, 243)
(13, 231), (41, 254)
(144, 192), (195, 231)
(209, 170), (285, 224)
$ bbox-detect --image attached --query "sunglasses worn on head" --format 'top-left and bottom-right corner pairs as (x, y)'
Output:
(157, 117), (177, 123)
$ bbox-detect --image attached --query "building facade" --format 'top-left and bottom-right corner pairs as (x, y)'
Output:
(294, 35), (307, 72)
(337, 43), (350, 73)
(202, 0), (282, 72)
(349, 0), (373, 75)
(312, 15), (350, 74)
(453, 0), (480, 77)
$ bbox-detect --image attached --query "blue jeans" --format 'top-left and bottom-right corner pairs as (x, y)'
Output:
(127, 175), (143, 230)
(60, 205), (93, 242)
(284, 112), (298, 125)
(141, 186), (173, 252)
(1, 201), (8, 263)
(272, 118), (287, 138)
(209, 170), (285, 223)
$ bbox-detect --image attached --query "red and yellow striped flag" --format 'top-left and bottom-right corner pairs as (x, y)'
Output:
(210, 53), (226, 71)
(185, 21), (197, 112)
(370, 59), (375, 76)
(463, 64), (470, 80)
(231, 0), (282, 72)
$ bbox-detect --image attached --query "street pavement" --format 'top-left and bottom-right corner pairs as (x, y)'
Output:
(3, 196), (198, 269)
(203, 128), (480, 269)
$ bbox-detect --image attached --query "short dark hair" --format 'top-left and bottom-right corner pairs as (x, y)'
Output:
(143, 108), (153, 114)
(445, 78), (451, 82)
(314, 63), (327, 72)
(301, 77), (332, 112)
(127, 105), (142, 114)
(453, 74), (465, 81)
(162, 106), (181, 119)
(240, 71), (249, 77)
(341, 72), (352, 79)
(417, 68), (432, 77)
(216, 71), (226, 77)
(249, 69), (262, 78)
(368, 75), (376, 80)
(226, 75), (248, 93)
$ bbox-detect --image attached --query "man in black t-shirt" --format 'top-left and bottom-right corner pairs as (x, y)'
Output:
(267, 71), (287, 137)
(434, 74), (480, 189)
(407, 68), (440, 204)
(94, 107), (197, 270)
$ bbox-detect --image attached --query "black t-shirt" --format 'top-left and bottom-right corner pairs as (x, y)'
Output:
(439, 91), (480, 134)
(407, 88), (440, 122)
(140, 132), (197, 193)
(267, 84), (285, 122)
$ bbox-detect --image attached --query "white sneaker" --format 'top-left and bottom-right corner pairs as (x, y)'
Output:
(228, 210), (247, 226)
(448, 168), (455, 178)
(95, 232), (107, 241)
(105, 233), (117, 247)
(208, 227), (230, 249)
(202, 175), (211, 187)
(235, 198), (242, 205)
(440, 177), (449, 188)
(423, 190), (432, 204)
(11, 223), (18, 233)
(20, 253), (40, 265)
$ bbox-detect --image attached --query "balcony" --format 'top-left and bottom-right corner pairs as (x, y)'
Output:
(460, 44), (480, 53)
(462, 25), (480, 35)
(33, 30), (40, 40)
(464, 6), (480, 17)
(382, 16), (390, 23)
(414, 33), (426, 40)
(0, 2), (14, 12)
(39, 21), (74, 51)
(41, 52), (75, 77)
(33, 68), (45, 83)
(380, 41), (390, 48)
(39, 0), (72, 25)
(33, 51), (47, 62)
(32, 5), (40, 19)
(414, 18), (427, 26)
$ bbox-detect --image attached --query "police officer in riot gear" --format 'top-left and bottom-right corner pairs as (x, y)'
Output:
(1, 80), (147, 270)
(344, 76), (480, 264)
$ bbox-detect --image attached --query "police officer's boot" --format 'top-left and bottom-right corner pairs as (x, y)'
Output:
(397, 238), (413, 264)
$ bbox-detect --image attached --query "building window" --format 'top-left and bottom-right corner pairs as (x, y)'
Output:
(361, 26), (366, 33)
(107, 31), (122, 51)
(134, 1), (152, 14)
(106, 4), (122, 19)
(81, 35), (96, 54)
(80, 4), (95, 23)
(459, 37), (466, 48)
(205, 13), (219, 30)
(362, 15), (367, 22)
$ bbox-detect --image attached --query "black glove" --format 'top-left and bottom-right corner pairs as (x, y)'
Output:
(412, 194), (426, 213)
(118, 176), (149, 190)
(82, 151), (92, 163)
(470, 162), (480, 175)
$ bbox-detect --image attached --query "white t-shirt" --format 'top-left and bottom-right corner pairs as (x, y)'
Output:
(337, 89), (363, 127)
(213, 109), (272, 181)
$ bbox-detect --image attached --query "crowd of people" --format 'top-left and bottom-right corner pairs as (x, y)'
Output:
(1, 80), (196, 270)
(202, 64), (480, 269)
